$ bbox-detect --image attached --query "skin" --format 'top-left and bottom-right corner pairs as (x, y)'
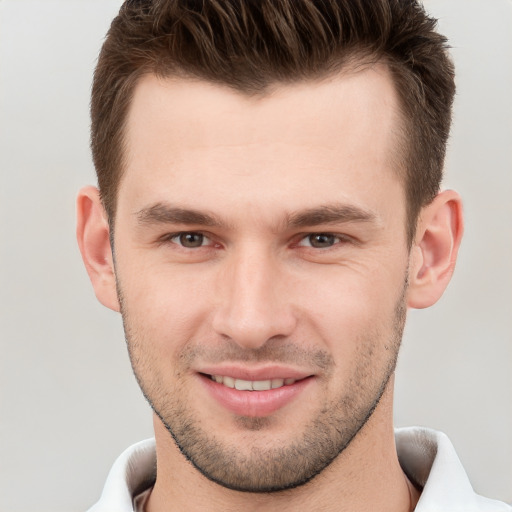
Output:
(77, 64), (463, 511)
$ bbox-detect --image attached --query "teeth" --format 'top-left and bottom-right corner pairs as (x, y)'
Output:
(223, 376), (235, 388)
(234, 379), (253, 391)
(271, 378), (284, 389)
(210, 375), (297, 391)
(253, 380), (272, 391)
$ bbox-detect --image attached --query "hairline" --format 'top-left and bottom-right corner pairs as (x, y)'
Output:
(107, 57), (420, 246)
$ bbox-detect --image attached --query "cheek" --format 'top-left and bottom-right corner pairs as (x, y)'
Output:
(299, 267), (402, 361)
(117, 261), (216, 354)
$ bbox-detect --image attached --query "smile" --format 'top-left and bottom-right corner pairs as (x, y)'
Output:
(201, 372), (313, 417)
(209, 375), (297, 391)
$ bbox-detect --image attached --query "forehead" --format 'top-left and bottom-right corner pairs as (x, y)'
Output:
(119, 67), (405, 228)
(125, 65), (401, 155)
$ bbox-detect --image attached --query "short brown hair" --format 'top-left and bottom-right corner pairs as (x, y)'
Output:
(91, 0), (455, 242)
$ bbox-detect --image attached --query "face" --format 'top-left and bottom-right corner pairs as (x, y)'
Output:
(113, 68), (411, 492)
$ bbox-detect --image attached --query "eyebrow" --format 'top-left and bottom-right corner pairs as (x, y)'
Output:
(287, 204), (377, 228)
(136, 203), (229, 228)
(135, 202), (377, 229)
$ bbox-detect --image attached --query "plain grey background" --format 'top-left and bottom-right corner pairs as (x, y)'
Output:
(0, 1), (510, 511)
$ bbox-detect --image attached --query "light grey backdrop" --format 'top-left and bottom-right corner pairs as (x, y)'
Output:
(0, 1), (510, 511)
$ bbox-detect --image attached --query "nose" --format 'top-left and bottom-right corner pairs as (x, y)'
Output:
(212, 245), (297, 350)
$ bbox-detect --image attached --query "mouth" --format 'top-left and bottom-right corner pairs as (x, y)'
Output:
(207, 374), (299, 391)
(198, 371), (314, 417)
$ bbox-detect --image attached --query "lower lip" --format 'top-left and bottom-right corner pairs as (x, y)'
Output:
(199, 374), (313, 417)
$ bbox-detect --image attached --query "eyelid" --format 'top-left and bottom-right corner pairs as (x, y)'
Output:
(295, 232), (352, 248)
(157, 230), (357, 249)
(159, 230), (216, 247)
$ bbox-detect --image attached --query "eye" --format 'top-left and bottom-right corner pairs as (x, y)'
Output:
(298, 233), (341, 249)
(170, 232), (211, 248)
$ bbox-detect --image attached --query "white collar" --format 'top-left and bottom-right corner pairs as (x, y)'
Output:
(87, 427), (511, 511)
(395, 427), (510, 511)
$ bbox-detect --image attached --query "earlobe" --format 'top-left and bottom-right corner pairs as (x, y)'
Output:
(76, 186), (120, 312)
(407, 190), (464, 309)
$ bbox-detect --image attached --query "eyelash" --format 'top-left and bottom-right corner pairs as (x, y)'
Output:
(160, 232), (216, 248)
(296, 233), (348, 249)
(160, 231), (352, 250)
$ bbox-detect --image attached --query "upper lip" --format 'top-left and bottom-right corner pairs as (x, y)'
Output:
(197, 365), (312, 381)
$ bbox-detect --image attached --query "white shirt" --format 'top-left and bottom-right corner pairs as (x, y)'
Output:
(87, 427), (511, 511)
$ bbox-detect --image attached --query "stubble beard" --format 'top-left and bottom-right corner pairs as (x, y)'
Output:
(119, 280), (407, 493)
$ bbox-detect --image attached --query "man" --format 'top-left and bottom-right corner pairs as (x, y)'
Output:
(76, 1), (510, 510)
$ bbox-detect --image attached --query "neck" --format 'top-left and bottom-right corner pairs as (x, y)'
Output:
(146, 377), (419, 512)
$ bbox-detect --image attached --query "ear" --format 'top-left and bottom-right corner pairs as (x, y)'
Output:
(76, 186), (120, 312)
(407, 190), (464, 309)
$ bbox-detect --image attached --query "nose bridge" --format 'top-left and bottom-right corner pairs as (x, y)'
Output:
(212, 241), (296, 348)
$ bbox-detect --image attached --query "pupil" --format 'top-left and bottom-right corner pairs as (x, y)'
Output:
(310, 234), (334, 248)
(181, 233), (203, 247)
